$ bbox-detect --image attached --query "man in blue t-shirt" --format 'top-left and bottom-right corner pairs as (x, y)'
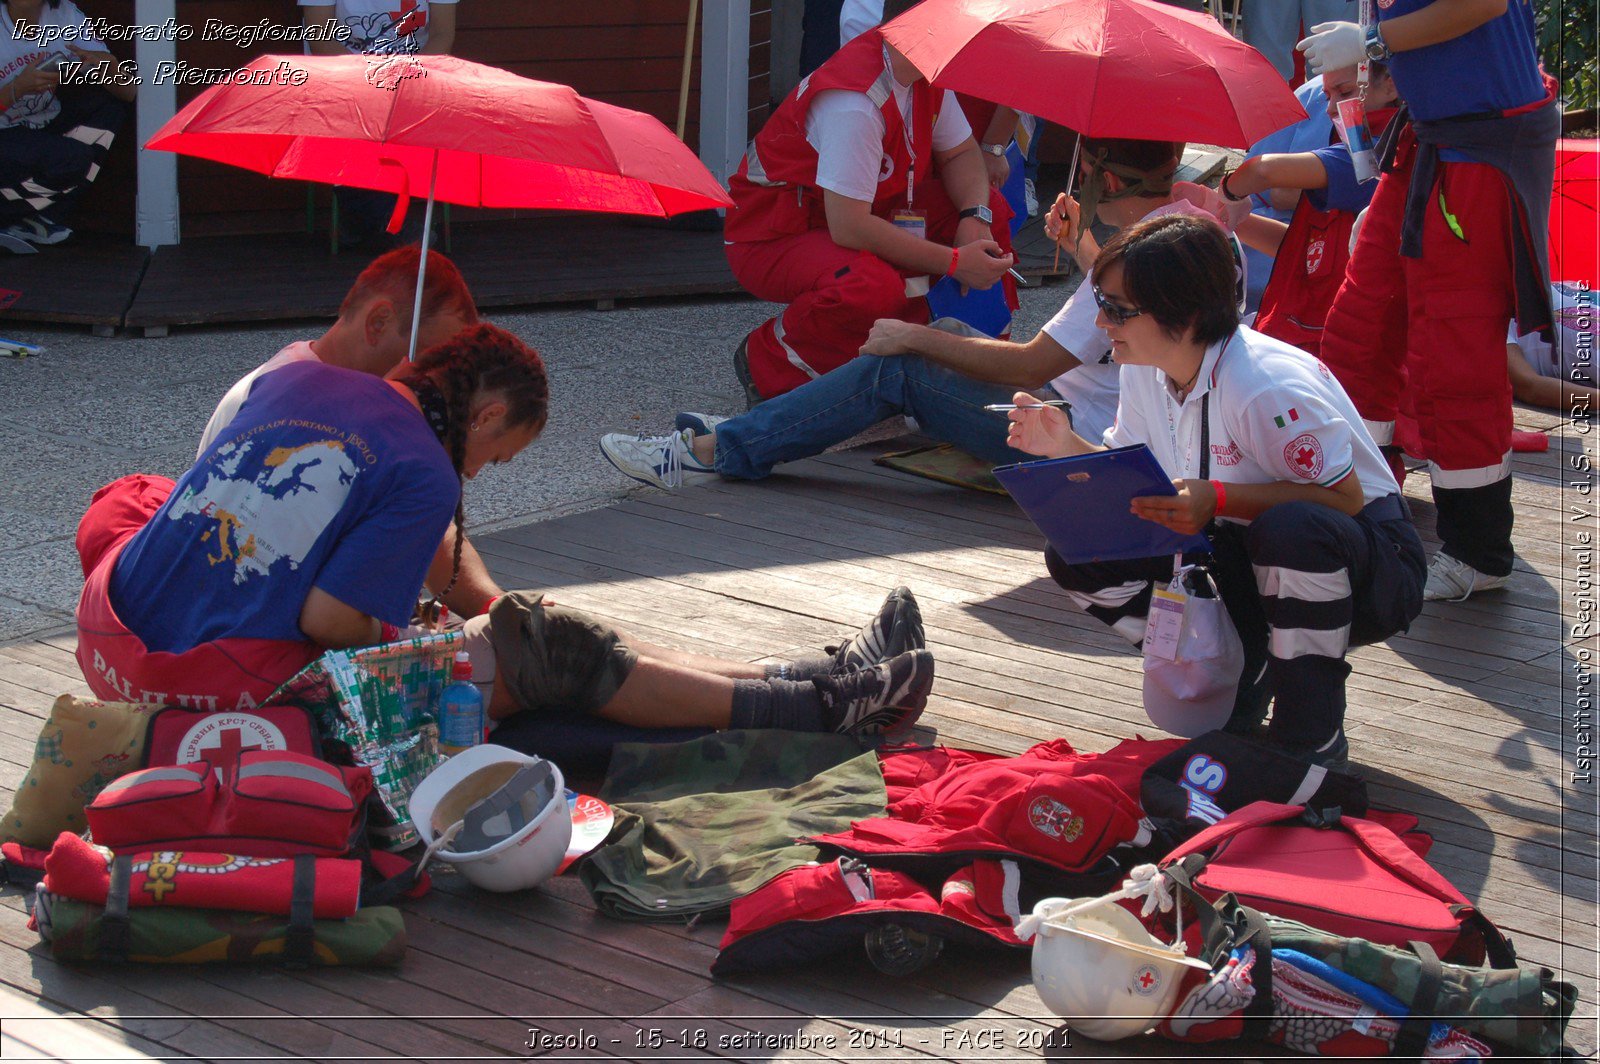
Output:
(79, 361), (459, 710)
(1297, 0), (1556, 603)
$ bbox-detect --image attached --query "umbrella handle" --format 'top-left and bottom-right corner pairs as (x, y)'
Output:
(377, 157), (412, 234)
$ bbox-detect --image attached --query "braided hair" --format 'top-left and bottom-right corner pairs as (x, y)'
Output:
(393, 323), (549, 595)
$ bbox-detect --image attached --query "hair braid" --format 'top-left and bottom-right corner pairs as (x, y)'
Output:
(436, 360), (475, 596)
(394, 323), (549, 598)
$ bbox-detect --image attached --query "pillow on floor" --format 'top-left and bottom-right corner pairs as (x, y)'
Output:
(2, 694), (157, 848)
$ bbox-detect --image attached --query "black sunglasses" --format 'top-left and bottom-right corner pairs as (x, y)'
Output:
(1092, 284), (1144, 326)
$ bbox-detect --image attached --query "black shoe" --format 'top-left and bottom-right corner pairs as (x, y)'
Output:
(734, 337), (765, 410)
(816, 650), (934, 738)
(1275, 729), (1350, 773)
(1223, 661), (1273, 736)
(831, 586), (925, 673)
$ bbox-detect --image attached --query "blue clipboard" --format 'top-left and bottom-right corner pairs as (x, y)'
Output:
(992, 444), (1211, 564)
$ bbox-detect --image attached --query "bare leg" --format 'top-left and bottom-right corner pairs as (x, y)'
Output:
(621, 633), (766, 680)
(592, 657), (736, 728)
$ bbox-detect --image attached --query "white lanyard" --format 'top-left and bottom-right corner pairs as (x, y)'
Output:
(1159, 336), (1230, 479)
(900, 86), (917, 208)
(1160, 386), (1197, 479)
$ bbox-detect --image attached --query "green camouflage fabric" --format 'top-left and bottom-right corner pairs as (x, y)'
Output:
(36, 894), (406, 967)
(266, 631), (460, 849)
(580, 731), (886, 921)
(1265, 914), (1576, 1058)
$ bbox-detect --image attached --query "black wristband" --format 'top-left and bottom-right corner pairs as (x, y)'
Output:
(1221, 170), (1246, 203)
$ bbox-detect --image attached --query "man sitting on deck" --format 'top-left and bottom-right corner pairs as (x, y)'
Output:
(598, 139), (1244, 490)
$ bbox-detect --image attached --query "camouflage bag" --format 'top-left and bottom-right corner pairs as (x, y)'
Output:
(265, 632), (461, 849)
(1159, 864), (1576, 1059)
(1265, 914), (1577, 1060)
(33, 892), (406, 967)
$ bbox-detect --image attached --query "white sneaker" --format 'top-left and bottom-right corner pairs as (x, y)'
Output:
(5, 216), (70, 245)
(1423, 552), (1510, 602)
(674, 411), (731, 436)
(1024, 177), (1039, 219)
(599, 428), (716, 490)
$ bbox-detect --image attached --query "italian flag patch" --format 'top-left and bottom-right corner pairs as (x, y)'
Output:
(1273, 408), (1300, 429)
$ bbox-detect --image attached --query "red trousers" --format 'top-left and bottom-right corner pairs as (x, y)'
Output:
(1319, 134), (1517, 482)
(729, 184), (1014, 399)
(1318, 132), (1521, 572)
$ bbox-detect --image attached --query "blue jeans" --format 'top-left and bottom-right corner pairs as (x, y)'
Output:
(713, 355), (1033, 480)
(1242, 0), (1356, 81)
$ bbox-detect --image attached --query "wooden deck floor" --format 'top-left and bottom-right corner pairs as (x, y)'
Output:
(0, 407), (1592, 1062)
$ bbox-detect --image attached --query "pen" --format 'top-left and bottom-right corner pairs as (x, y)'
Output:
(983, 399), (1071, 412)
(1007, 267), (1028, 286)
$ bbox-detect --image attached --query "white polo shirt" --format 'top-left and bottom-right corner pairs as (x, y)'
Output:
(1041, 199), (1247, 449)
(1107, 325), (1397, 521)
(298, 0), (457, 55)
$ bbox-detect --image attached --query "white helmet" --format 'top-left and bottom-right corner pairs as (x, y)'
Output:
(1023, 896), (1211, 1041)
(409, 745), (572, 893)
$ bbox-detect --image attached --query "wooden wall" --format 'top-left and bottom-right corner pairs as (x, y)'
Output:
(73, 0), (772, 238)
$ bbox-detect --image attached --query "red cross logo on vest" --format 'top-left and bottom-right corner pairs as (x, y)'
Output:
(177, 713), (289, 784)
(1305, 237), (1325, 276)
(1285, 433), (1325, 479)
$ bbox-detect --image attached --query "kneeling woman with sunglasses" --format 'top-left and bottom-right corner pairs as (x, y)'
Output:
(1007, 213), (1424, 770)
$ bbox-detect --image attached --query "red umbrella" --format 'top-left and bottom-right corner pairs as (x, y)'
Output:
(147, 54), (733, 357)
(881, 0), (1306, 148)
(1551, 138), (1598, 288)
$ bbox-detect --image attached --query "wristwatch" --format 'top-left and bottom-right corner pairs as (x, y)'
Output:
(979, 142), (1007, 157)
(1364, 22), (1392, 63)
(958, 204), (993, 225)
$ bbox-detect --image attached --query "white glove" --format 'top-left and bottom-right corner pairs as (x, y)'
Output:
(1124, 863), (1176, 918)
(1171, 180), (1253, 234)
(1296, 21), (1364, 77)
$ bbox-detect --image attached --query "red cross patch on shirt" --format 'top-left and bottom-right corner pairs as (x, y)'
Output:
(1286, 433), (1325, 479)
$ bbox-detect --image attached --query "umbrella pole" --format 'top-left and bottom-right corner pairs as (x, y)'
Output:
(677, 0), (700, 140)
(1054, 133), (1082, 274)
(408, 150), (440, 363)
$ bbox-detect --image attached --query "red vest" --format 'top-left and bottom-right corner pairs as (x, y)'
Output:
(724, 29), (940, 244)
(1255, 109), (1396, 358)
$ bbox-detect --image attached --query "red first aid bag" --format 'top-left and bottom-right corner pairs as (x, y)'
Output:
(1160, 801), (1513, 966)
(86, 751), (371, 858)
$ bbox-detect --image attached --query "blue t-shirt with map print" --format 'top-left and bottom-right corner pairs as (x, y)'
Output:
(111, 362), (460, 654)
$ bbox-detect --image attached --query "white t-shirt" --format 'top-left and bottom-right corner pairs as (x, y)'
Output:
(1040, 200), (1246, 449)
(299, 0), (457, 55)
(840, 0), (884, 46)
(0, 1), (98, 130)
(197, 341), (321, 457)
(1107, 326), (1397, 519)
(805, 51), (971, 203)
(1510, 282), (1596, 386)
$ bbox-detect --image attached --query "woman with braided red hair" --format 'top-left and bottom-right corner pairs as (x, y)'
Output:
(76, 322), (547, 713)
(79, 322), (934, 739)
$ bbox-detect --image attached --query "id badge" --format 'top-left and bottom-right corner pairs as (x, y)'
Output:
(1144, 582), (1189, 662)
(891, 209), (927, 242)
(1335, 97), (1379, 184)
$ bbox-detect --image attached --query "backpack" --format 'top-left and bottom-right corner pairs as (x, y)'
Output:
(88, 705), (426, 907)
(1159, 801), (1514, 967)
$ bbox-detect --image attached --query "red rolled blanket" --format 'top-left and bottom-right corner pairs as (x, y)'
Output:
(42, 832), (361, 919)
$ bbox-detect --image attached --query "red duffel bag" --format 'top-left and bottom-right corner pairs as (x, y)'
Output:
(86, 751), (372, 858)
